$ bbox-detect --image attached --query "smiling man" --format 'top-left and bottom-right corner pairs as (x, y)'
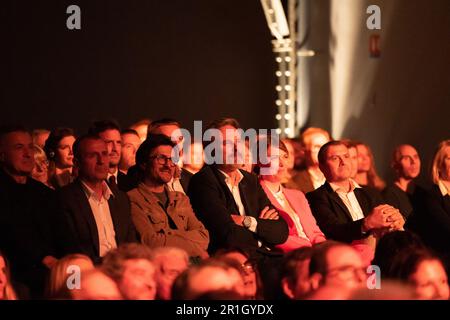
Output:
(306, 140), (405, 243)
(127, 134), (209, 259)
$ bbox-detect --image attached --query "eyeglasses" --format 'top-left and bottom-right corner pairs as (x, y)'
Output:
(150, 154), (177, 166)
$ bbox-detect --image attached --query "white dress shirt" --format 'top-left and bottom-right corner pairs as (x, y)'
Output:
(329, 179), (365, 221)
(81, 180), (117, 257)
(308, 168), (326, 190)
(218, 169), (258, 234)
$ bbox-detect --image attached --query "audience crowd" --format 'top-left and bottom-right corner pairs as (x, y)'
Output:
(0, 118), (449, 300)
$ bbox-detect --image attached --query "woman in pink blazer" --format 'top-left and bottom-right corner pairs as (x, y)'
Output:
(256, 140), (326, 252)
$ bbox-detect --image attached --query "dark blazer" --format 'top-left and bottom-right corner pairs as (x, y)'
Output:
(187, 165), (288, 258)
(306, 182), (384, 243)
(55, 179), (137, 263)
(0, 169), (56, 296)
(406, 184), (450, 259)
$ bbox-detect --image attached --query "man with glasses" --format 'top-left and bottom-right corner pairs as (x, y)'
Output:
(308, 241), (367, 298)
(127, 134), (209, 260)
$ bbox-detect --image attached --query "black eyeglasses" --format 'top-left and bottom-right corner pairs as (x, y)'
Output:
(150, 154), (177, 166)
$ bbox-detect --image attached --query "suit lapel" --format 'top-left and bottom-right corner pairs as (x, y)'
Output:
(108, 190), (122, 243)
(238, 174), (252, 217)
(74, 180), (100, 255)
(354, 188), (370, 217)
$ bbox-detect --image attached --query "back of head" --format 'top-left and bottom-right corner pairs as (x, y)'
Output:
(373, 231), (425, 277)
(69, 268), (122, 300)
(102, 243), (154, 282)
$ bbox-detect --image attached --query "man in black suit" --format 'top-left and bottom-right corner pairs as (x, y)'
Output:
(187, 118), (288, 298)
(55, 134), (137, 264)
(306, 140), (405, 243)
(0, 125), (57, 297)
(88, 120), (131, 191)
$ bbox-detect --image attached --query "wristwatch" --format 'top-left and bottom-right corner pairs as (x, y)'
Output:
(243, 216), (252, 229)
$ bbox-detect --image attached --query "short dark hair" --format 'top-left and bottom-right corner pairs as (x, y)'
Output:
(317, 140), (347, 166)
(88, 120), (121, 135)
(280, 247), (314, 287)
(121, 129), (139, 137)
(0, 125), (30, 143)
(386, 248), (444, 282)
(309, 241), (348, 276)
(135, 134), (176, 168)
(147, 118), (181, 136)
(205, 118), (240, 131)
(72, 133), (103, 161)
(373, 231), (425, 278)
(44, 127), (75, 160)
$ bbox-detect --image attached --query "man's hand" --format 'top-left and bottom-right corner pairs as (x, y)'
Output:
(259, 206), (279, 220)
(363, 204), (397, 231)
(231, 214), (244, 226)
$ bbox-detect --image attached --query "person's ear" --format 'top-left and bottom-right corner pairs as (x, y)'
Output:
(309, 273), (323, 291)
(281, 277), (295, 299)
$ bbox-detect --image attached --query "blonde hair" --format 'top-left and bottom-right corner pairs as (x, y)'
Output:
(300, 127), (331, 149)
(431, 139), (450, 184)
(0, 252), (17, 300)
(355, 142), (386, 191)
(46, 254), (93, 298)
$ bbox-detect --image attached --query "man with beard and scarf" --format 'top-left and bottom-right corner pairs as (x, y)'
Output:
(127, 134), (209, 260)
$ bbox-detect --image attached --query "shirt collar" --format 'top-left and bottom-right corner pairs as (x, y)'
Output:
(81, 180), (114, 201)
(438, 180), (449, 197)
(218, 169), (244, 187)
(107, 170), (118, 180)
(329, 179), (361, 194)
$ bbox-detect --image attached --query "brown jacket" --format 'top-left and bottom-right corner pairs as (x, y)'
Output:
(128, 183), (209, 258)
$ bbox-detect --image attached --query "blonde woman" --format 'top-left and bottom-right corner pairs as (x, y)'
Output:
(409, 140), (450, 264)
(45, 254), (94, 299)
(31, 144), (52, 188)
(0, 251), (17, 300)
(355, 142), (386, 191)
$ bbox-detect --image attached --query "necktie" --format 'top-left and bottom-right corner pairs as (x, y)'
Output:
(108, 175), (117, 187)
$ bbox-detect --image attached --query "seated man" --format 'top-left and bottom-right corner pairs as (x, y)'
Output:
(55, 134), (137, 264)
(285, 127), (330, 193)
(383, 144), (425, 220)
(187, 118), (288, 298)
(127, 134), (209, 259)
(119, 129), (141, 175)
(307, 241), (367, 299)
(306, 141), (405, 244)
(0, 125), (58, 297)
(125, 118), (193, 193)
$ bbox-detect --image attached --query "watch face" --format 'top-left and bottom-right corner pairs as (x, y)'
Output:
(244, 217), (251, 228)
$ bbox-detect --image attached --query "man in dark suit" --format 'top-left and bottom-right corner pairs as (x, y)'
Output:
(306, 140), (405, 243)
(0, 125), (57, 297)
(55, 134), (137, 264)
(88, 120), (130, 191)
(187, 118), (288, 298)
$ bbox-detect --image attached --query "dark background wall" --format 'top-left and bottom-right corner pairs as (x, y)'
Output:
(2, 0), (449, 184)
(2, 0), (277, 133)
